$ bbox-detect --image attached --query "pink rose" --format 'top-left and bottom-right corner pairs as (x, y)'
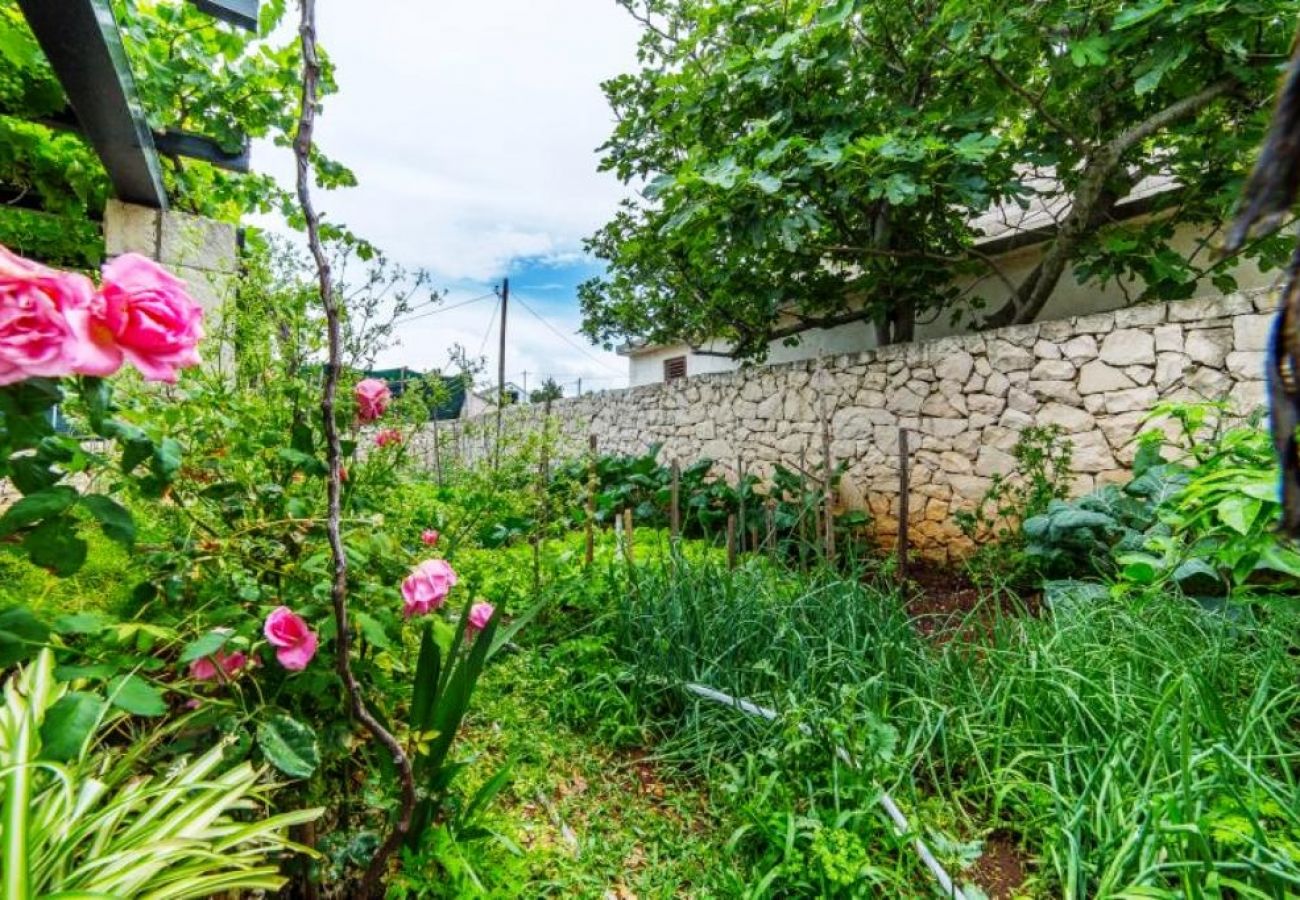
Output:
(355, 378), (391, 423)
(375, 428), (403, 448)
(466, 601), (495, 639)
(0, 246), (108, 385)
(401, 558), (458, 618)
(421, 529), (439, 547)
(189, 649), (250, 682)
(92, 253), (204, 383)
(263, 607), (318, 672)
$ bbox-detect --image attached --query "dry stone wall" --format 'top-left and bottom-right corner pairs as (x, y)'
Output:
(431, 290), (1274, 558)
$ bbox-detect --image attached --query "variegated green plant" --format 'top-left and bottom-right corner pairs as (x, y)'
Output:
(0, 649), (322, 899)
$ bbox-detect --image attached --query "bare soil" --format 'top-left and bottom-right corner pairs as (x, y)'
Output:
(899, 560), (1042, 643)
(969, 831), (1030, 899)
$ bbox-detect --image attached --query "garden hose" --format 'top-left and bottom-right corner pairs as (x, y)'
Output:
(680, 682), (968, 900)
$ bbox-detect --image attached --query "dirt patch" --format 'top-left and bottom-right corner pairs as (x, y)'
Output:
(899, 561), (1041, 643)
(968, 832), (1030, 899)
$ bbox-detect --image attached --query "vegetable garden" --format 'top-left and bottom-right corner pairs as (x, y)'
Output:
(2, 0), (1300, 898)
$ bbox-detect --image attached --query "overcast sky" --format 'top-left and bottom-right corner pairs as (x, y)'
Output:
(253, 1), (642, 395)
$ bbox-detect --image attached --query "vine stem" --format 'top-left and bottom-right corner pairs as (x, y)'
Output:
(291, 1), (416, 895)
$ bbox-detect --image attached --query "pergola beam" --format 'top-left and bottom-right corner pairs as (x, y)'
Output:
(187, 0), (259, 32)
(17, 0), (167, 209)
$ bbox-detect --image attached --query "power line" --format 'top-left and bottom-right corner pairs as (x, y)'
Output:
(477, 296), (501, 358)
(391, 291), (496, 326)
(513, 295), (623, 375)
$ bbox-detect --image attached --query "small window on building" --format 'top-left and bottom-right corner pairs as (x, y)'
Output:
(663, 356), (687, 382)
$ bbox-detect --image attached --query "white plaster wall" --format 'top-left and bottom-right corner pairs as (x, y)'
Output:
(625, 221), (1279, 385)
(627, 343), (741, 387)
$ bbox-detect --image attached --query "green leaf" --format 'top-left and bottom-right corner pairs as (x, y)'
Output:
(52, 612), (109, 635)
(0, 606), (50, 666)
(107, 674), (167, 717)
(1117, 552), (1162, 585)
(1171, 558), (1223, 597)
(178, 630), (232, 664)
(23, 516), (88, 577)
(257, 714), (320, 779)
(151, 438), (183, 481)
(1113, 1), (1168, 30)
(79, 494), (136, 547)
(40, 692), (105, 762)
(354, 612), (392, 651)
(1217, 494), (1261, 536)
(0, 486), (78, 536)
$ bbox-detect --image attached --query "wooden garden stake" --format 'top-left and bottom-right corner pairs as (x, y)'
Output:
(623, 507), (634, 562)
(726, 514), (737, 569)
(898, 427), (910, 586)
(670, 460), (681, 539)
(759, 499), (769, 556)
(820, 398), (835, 563)
(736, 457), (747, 553)
(431, 416), (443, 487)
(585, 434), (597, 565)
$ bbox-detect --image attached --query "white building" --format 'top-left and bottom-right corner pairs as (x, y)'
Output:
(620, 179), (1276, 387)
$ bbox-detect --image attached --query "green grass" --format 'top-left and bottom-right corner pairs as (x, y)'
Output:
(0, 530), (139, 621)
(602, 555), (1300, 898)
(422, 647), (750, 898)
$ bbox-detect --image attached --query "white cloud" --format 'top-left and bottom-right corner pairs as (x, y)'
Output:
(256, 0), (638, 280)
(251, 0), (639, 388)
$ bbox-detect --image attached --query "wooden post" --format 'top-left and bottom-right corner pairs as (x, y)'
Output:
(670, 460), (681, 539)
(759, 499), (769, 556)
(623, 507), (634, 563)
(736, 457), (747, 558)
(726, 514), (737, 569)
(898, 427), (910, 587)
(821, 398), (835, 563)
(431, 416), (443, 487)
(585, 434), (597, 566)
(494, 278), (509, 470)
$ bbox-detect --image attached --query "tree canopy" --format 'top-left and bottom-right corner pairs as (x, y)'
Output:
(581, 0), (1300, 362)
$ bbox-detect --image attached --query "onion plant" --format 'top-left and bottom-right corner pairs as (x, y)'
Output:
(0, 650), (320, 899)
(609, 556), (1300, 897)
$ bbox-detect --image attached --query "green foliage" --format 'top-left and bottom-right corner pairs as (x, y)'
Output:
(599, 555), (1300, 896)
(582, 0), (1298, 358)
(0, 649), (321, 899)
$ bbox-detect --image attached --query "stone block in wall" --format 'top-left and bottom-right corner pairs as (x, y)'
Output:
(1099, 329), (1156, 366)
(1226, 351), (1266, 381)
(1233, 314), (1272, 352)
(1183, 328), (1232, 368)
(1079, 360), (1136, 394)
(1061, 334), (1099, 362)
(987, 339), (1034, 372)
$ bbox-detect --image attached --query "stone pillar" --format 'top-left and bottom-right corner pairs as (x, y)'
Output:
(102, 200), (239, 372)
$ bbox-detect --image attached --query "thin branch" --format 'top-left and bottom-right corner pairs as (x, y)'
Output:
(292, 2), (415, 896)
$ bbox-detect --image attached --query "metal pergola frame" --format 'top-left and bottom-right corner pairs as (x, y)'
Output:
(15, 0), (260, 211)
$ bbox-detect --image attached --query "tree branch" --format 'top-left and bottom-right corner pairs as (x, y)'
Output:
(292, 2), (415, 896)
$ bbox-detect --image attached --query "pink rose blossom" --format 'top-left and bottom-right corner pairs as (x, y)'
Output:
(0, 245), (107, 385)
(375, 428), (403, 448)
(466, 601), (495, 639)
(355, 378), (391, 423)
(401, 558), (458, 618)
(189, 649), (250, 682)
(263, 606), (319, 671)
(421, 529), (439, 547)
(92, 253), (204, 383)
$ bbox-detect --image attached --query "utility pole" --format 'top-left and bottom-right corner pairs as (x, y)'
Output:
(576, 377), (582, 397)
(494, 277), (509, 469)
(522, 370), (529, 402)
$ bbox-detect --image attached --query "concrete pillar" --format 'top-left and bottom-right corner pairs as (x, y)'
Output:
(102, 200), (239, 373)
